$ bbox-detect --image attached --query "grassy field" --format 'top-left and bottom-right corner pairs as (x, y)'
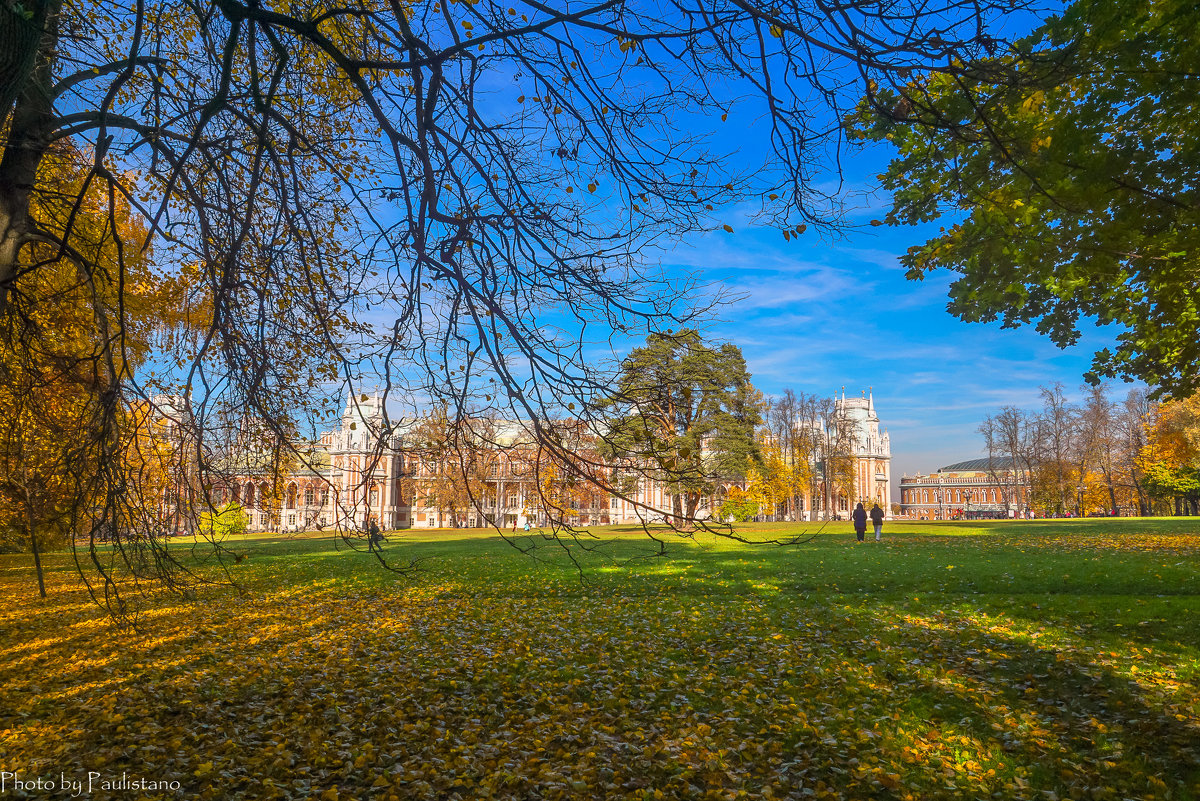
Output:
(1, 518), (1198, 800)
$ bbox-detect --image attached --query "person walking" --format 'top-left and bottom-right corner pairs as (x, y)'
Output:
(869, 503), (884, 541)
(852, 502), (867, 543)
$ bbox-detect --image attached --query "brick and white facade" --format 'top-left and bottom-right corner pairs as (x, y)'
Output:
(899, 457), (1030, 520)
(835, 391), (891, 516)
(214, 390), (892, 531)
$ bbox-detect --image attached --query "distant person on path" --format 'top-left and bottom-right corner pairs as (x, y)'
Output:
(870, 503), (884, 541)
(852, 503), (867, 543)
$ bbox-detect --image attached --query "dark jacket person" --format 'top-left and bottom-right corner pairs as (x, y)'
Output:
(852, 503), (867, 542)
(869, 503), (885, 541)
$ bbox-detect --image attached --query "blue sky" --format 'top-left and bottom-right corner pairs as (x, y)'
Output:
(351, 2), (1112, 490)
(668, 140), (1133, 485)
(259, 0), (1104, 490)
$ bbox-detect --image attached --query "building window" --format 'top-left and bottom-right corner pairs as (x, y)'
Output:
(321, 489), (330, 505)
(320, 516), (327, 526)
(304, 488), (314, 506)
(507, 495), (519, 508)
(288, 514), (296, 526)
(610, 497), (620, 509)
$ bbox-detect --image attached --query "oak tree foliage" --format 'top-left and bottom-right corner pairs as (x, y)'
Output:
(600, 329), (761, 526)
(848, 0), (1200, 397)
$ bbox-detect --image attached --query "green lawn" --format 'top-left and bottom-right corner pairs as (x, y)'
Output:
(1, 518), (1198, 800)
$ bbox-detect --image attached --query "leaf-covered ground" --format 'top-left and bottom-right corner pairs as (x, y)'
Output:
(1, 519), (1198, 800)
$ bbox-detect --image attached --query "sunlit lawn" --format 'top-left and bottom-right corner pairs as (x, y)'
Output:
(1, 518), (1197, 800)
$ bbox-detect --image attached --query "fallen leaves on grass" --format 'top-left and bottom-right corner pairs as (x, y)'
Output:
(0, 533), (1198, 801)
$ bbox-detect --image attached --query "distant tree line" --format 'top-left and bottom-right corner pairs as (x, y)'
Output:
(979, 384), (1200, 516)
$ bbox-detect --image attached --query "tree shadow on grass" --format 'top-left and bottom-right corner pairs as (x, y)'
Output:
(813, 601), (1200, 799)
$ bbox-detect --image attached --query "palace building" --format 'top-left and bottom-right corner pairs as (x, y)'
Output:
(205, 389), (892, 532)
(834, 390), (892, 518)
(214, 393), (680, 532)
(898, 457), (1030, 520)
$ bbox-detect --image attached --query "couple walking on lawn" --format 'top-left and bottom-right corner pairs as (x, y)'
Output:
(853, 502), (884, 542)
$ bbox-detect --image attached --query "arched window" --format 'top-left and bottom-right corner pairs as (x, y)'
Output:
(286, 484), (298, 509)
(304, 488), (315, 506)
(231, 485), (240, 504)
(245, 483), (255, 507)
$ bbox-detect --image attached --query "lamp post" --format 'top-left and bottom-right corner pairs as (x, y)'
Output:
(964, 488), (973, 520)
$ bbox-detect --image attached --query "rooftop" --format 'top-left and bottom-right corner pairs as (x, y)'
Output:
(938, 456), (1016, 473)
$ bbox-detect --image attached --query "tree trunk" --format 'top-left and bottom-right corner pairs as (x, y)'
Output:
(1104, 470), (1118, 515)
(683, 491), (700, 529)
(20, 468), (47, 598)
(0, 0), (52, 127)
(30, 528), (47, 598)
(0, 0), (59, 315)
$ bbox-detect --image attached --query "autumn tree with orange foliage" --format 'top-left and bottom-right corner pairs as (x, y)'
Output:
(403, 406), (501, 528)
(0, 142), (190, 598)
(1141, 395), (1200, 516)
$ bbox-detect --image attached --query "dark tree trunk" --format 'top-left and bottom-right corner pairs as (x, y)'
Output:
(0, 0), (52, 127)
(30, 527), (47, 598)
(0, 0), (59, 315)
(20, 467), (47, 599)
